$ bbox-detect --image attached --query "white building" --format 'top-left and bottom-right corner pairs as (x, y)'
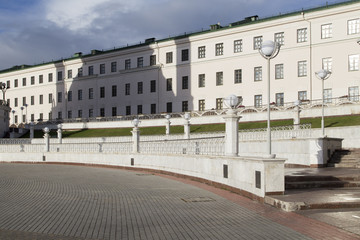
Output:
(0, 1), (359, 125)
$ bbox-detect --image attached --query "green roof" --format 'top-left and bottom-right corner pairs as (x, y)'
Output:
(1, 0), (359, 74)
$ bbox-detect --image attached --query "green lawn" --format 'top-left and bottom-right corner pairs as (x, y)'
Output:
(23, 114), (360, 138)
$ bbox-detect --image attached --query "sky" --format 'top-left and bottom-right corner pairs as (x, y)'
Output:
(0, 0), (345, 70)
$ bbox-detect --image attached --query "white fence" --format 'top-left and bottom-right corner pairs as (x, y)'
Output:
(239, 124), (312, 141)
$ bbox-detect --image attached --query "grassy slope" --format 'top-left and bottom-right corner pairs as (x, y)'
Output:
(24, 115), (360, 138)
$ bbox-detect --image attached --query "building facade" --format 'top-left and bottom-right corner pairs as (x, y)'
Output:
(0, 1), (359, 125)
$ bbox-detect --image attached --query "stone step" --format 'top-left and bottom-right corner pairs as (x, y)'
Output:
(285, 175), (360, 182)
(328, 163), (360, 168)
(285, 181), (360, 190)
(329, 159), (360, 164)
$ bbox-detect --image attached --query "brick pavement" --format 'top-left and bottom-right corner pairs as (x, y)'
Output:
(0, 163), (358, 240)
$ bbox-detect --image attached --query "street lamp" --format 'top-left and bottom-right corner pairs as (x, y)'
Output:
(259, 40), (280, 158)
(315, 69), (331, 137)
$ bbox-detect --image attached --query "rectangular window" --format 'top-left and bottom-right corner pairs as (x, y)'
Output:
(254, 67), (262, 81)
(198, 99), (205, 111)
(22, 97), (26, 106)
(125, 59), (131, 70)
(14, 79), (18, 87)
(31, 114), (34, 122)
(47, 74), (53, 84)
(39, 75), (43, 84)
(57, 92), (62, 103)
(89, 88), (94, 99)
(151, 104), (156, 114)
(349, 55), (359, 71)
(182, 76), (188, 90)
(166, 52), (173, 64)
(100, 108), (105, 117)
(198, 74), (205, 88)
(216, 72), (223, 86)
(22, 78), (26, 86)
(324, 88), (332, 103)
(322, 57), (333, 72)
(15, 115), (18, 124)
(234, 40), (242, 53)
(48, 93), (53, 104)
(182, 49), (189, 61)
(68, 111), (72, 119)
(253, 36), (263, 50)
(125, 83), (130, 95)
(78, 68), (83, 77)
(68, 91), (72, 102)
(182, 101), (188, 112)
(39, 95), (43, 105)
(100, 87), (105, 98)
(112, 107), (117, 116)
(137, 57), (143, 68)
(321, 24), (332, 39)
(111, 62), (117, 72)
(88, 66), (94, 75)
(89, 109), (94, 118)
(23, 114), (26, 123)
(68, 70), (72, 79)
(137, 82), (143, 94)
(216, 98), (223, 110)
(100, 64), (105, 74)
(275, 93), (284, 106)
(298, 91), (307, 101)
(297, 28), (307, 43)
(166, 102), (172, 113)
(39, 113), (43, 121)
(31, 96), (34, 105)
(298, 61), (307, 77)
(198, 46), (206, 58)
(150, 80), (156, 93)
(234, 69), (242, 84)
(166, 78), (172, 91)
(254, 95), (262, 108)
(58, 112), (62, 120)
(274, 32), (284, 45)
(349, 86), (359, 101)
(57, 71), (63, 81)
(48, 112), (52, 120)
(348, 18), (360, 35)
(78, 110), (82, 118)
(6, 80), (10, 88)
(137, 105), (143, 114)
(126, 106), (131, 115)
(215, 43), (223, 56)
(150, 55), (156, 66)
(112, 85), (117, 97)
(275, 64), (284, 79)
(31, 76), (35, 85)
(78, 89), (83, 100)
(14, 98), (18, 107)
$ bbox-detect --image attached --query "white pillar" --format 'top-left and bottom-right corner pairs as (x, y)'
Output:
(166, 120), (171, 135)
(30, 123), (34, 139)
(293, 102), (301, 130)
(57, 124), (62, 144)
(184, 120), (190, 139)
(43, 127), (50, 152)
(223, 109), (241, 156)
(132, 127), (140, 153)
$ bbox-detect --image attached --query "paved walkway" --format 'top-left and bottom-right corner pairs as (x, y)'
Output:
(0, 163), (358, 240)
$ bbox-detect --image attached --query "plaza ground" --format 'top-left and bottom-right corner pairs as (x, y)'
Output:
(0, 163), (358, 240)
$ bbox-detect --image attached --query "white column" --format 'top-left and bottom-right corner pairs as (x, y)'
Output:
(57, 124), (62, 144)
(132, 127), (140, 153)
(223, 109), (241, 156)
(43, 127), (50, 152)
(184, 120), (190, 139)
(166, 120), (171, 135)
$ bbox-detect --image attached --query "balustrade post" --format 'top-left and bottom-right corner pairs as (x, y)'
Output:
(131, 119), (140, 153)
(57, 124), (62, 144)
(165, 114), (171, 135)
(30, 122), (34, 139)
(43, 127), (50, 152)
(293, 100), (301, 130)
(183, 113), (191, 139)
(223, 109), (241, 156)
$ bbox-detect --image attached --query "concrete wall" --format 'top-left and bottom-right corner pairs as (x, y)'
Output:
(0, 152), (285, 200)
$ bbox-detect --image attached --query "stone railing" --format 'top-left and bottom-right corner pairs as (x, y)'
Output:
(239, 124), (312, 141)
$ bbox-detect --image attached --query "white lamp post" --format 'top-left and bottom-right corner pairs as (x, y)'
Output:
(315, 69), (331, 137)
(223, 94), (241, 156)
(259, 40), (280, 158)
(165, 114), (171, 135)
